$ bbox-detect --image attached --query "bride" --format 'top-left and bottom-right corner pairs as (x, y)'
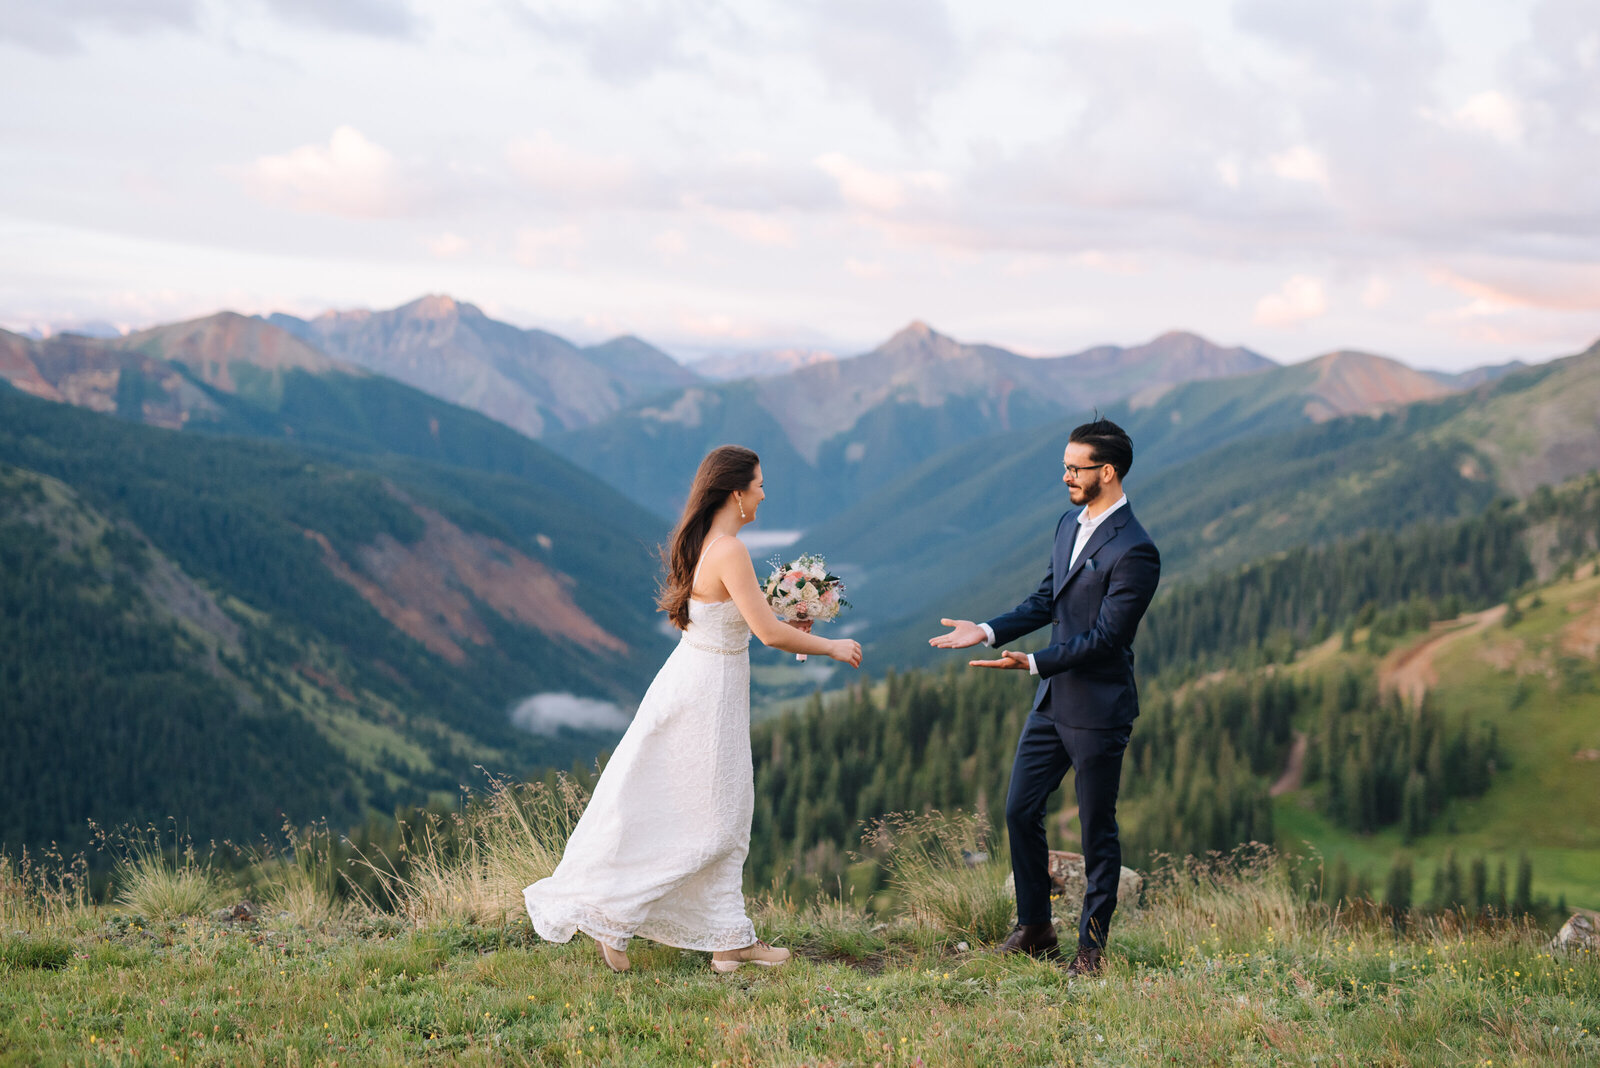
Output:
(524, 445), (863, 973)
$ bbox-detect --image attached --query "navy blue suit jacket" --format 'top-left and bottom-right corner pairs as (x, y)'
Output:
(985, 504), (1160, 729)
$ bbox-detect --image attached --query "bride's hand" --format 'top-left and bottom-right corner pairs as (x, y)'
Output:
(829, 638), (863, 668)
(785, 619), (814, 634)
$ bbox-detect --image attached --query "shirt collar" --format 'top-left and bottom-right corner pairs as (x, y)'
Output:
(1077, 494), (1127, 530)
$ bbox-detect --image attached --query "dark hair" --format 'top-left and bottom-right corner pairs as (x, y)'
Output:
(1069, 417), (1133, 480)
(656, 445), (761, 630)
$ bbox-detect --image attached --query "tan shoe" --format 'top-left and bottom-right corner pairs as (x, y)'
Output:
(596, 938), (630, 973)
(710, 940), (791, 974)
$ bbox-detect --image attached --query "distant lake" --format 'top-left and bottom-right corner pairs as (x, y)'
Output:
(742, 529), (804, 552)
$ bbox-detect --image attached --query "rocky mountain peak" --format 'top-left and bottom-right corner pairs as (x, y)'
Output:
(877, 320), (968, 363)
(399, 294), (485, 322)
(1298, 349), (1452, 420)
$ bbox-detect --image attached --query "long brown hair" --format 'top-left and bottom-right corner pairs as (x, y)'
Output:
(656, 445), (761, 630)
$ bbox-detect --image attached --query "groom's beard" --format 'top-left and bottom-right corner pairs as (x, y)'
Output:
(1071, 479), (1102, 506)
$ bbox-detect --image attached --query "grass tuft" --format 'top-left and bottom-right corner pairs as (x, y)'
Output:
(111, 827), (228, 921)
(862, 809), (1015, 943)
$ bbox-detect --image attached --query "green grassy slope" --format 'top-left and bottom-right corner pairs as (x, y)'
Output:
(1275, 563), (1600, 910)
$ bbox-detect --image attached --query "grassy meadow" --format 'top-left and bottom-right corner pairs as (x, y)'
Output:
(2, 788), (1596, 1067)
(1274, 563), (1600, 911)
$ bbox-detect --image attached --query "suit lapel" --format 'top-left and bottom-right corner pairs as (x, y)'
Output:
(1055, 506), (1130, 598)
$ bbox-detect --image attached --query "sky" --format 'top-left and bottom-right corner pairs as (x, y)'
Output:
(2, 0), (1597, 370)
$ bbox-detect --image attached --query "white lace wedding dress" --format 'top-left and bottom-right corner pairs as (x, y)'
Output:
(523, 595), (758, 952)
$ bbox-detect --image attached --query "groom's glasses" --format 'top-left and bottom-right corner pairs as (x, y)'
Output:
(1062, 462), (1109, 478)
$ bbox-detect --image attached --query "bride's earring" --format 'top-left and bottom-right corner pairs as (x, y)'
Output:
(738, 494), (747, 519)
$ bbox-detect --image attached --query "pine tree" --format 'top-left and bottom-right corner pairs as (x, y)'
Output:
(1512, 853), (1534, 915)
(1385, 856), (1413, 929)
(1469, 855), (1489, 912)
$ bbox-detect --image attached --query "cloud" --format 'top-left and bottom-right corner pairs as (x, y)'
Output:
(1234, 0), (1443, 86)
(508, 0), (966, 128)
(1431, 261), (1600, 313)
(653, 229), (689, 257)
(513, 224), (584, 268)
(0, 0), (199, 54)
(256, 0), (420, 38)
(505, 132), (644, 207)
(1269, 145), (1331, 187)
(507, 0), (736, 86)
(845, 258), (885, 279)
(1254, 275), (1328, 326)
(426, 232), (469, 259)
(510, 692), (630, 735)
(1361, 276), (1392, 309)
(0, 0), (417, 52)
(236, 126), (423, 218)
(1450, 91), (1524, 144)
(797, 0), (966, 128)
(691, 204), (792, 246)
(814, 153), (948, 214)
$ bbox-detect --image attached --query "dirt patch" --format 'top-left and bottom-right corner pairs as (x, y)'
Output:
(308, 504), (627, 666)
(1559, 598), (1600, 660)
(296, 663), (357, 702)
(1380, 605), (1507, 705)
(1480, 638), (1526, 672)
(1269, 732), (1309, 797)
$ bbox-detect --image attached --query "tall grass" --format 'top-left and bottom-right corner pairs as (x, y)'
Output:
(861, 809), (1015, 942)
(0, 846), (93, 929)
(111, 826), (228, 921)
(1142, 842), (1308, 940)
(352, 775), (587, 927)
(257, 820), (349, 928)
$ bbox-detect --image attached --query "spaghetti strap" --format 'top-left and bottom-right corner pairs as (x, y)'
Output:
(692, 534), (729, 589)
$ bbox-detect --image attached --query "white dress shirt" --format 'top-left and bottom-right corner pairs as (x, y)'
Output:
(980, 494), (1127, 674)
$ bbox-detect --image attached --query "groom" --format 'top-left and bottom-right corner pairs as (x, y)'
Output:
(930, 418), (1160, 976)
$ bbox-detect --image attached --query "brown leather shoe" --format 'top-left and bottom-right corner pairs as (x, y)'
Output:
(1065, 945), (1104, 977)
(996, 923), (1060, 960)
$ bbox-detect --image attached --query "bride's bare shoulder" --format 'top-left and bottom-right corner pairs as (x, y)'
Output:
(705, 533), (749, 559)
(702, 534), (755, 574)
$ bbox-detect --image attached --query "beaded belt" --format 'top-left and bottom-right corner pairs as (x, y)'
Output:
(680, 634), (748, 656)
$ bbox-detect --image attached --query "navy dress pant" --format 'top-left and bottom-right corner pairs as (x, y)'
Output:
(1004, 712), (1132, 949)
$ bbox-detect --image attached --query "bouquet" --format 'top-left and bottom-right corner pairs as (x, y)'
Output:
(762, 552), (850, 661)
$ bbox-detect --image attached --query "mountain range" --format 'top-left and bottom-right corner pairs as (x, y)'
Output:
(547, 324), (1283, 526)
(265, 295), (700, 439)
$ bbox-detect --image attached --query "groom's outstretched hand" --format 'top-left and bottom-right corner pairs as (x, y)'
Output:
(929, 618), (987, 649)
(968, 650), (1030, 671)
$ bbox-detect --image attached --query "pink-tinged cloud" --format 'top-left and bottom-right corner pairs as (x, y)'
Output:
(426, 232), (469, 259)
(1432, 263), (1600, 313)
(814, 152), (948, 214)
(235, 127), (419, 219)
(1254, 275), (1328, 327)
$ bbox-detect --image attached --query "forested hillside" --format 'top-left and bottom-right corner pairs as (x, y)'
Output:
(0, 385), (672, 854)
